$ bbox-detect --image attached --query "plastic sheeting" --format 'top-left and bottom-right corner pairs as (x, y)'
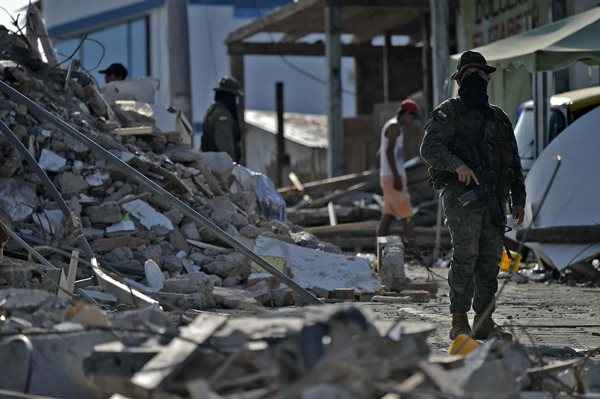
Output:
(232, 165), (286, 221)
(510, 106), (600, 270)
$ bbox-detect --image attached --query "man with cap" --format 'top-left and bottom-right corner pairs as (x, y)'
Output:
(420, 51), (526, 341)
(99, 63), (128, 84)
(377, 99), (420, 246)
(201, 77), (243, 163)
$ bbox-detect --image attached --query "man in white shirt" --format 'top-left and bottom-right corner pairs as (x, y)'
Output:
(377, 99), (420, 243)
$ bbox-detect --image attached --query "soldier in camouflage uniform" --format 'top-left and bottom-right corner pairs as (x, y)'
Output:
(420, 51), (526, 341)
(202, 77), (243, 163)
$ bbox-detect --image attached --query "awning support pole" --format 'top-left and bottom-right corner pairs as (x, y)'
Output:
(325, 3), (344, 177)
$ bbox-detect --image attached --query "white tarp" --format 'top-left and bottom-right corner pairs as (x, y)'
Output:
(510, 106), (600, 270)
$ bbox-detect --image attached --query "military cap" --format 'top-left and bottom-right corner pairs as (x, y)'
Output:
(213, 77), (243, 96)
(451, 50), (496, 80)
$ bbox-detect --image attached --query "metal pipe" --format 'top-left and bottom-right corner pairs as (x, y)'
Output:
(0, 80), (322, 305)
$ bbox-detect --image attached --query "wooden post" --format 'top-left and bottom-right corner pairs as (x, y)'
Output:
(167, 0), (193, 145)
(430, 0), (449, 263)
(230, 54), (246, 165)
(276, 81), (286, 187)
(421, 11), (432, 113)
(383, 34), (392, 103)
(325, 4), (344, 177)
(430, 0), (449, 106)
(534, 71), (551, 157)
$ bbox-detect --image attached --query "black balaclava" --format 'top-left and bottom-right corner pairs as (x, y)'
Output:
(458, 72), (489, 108)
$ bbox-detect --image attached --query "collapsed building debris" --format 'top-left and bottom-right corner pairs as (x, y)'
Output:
(0, 14), (596, 399)
(0, 25), (342, 309)
(279, 161), (449, 253)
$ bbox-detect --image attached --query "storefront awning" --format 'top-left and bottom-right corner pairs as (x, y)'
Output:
(451, 7), (600, 72)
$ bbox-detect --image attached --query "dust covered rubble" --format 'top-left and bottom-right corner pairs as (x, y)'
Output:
(0, 26), (341, 311)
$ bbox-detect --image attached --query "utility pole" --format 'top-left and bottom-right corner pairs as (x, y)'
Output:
(167, 0), (193, 146)
(430, 0), (449, 107)
(430, 0), (450, 263)
(275, 82), (288, 187)
(383, 34), (392, 103)
(325, 4), (344, 177)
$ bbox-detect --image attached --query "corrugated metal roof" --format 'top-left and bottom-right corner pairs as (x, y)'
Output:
(245, 109), (328, 148)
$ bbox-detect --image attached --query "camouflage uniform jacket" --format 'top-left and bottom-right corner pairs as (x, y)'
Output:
(420, 98), (526, 211)
(202, 102), (241, 161)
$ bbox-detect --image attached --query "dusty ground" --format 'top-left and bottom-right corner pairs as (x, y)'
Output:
(358, 264), (600, 359)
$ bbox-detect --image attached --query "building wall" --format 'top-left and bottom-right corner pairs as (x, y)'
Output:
(455, 0), (552, 122)
(187, 3), (357, 132)
(455, 0), (600, 122)
(45, 1), (173, 131)
(44, 0), (357, 138)
(568, 0), (600, 90)
(44, 0), (146, 30)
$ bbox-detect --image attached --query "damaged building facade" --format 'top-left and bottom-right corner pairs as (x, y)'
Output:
(43, 0), (358, 136)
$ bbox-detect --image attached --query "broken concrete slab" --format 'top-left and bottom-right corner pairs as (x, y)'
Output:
(106, 219), (137, 235)
(144, 260), (165, 291)
(38, 148), (66, 172)
(0, 178), (37, 221)
(0, 288), (55, 311)
(59, 172), (89, 195)
(0, 330), (114, 398)
(122, 199), (174, 231)
(86, 201), (123, 224)
(213, 286), (262, 310)
(254, 235), (381, 293)
(162, 272), (214, 294)
(86, 170), (111, 187)
(181, 221), (201, 241)
(32, 209), (65, 238)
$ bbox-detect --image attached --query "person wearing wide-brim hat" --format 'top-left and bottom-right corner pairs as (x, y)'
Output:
(420, 50), (526, 342)
(201, 77), (244, 162)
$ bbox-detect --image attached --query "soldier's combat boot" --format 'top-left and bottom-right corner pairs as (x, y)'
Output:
(473, 313), (513, 341)
(449, 313), (471, 340)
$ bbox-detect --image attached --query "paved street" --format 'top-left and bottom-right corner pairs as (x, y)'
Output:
(360, 264), (600, 359)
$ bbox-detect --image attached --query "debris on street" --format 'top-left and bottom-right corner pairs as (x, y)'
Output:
(0, 1), (598, 397)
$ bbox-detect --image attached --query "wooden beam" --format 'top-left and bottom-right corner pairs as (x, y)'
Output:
(327, 0), (428, 7)
(228, 41), (420, 57)
(353, 9), (420, 43)
(517, 225), (600, 244)
(279, 170), (377, 197)
(226, 0), (321, 44)
(132, 313), (227, 394)
(281, 32), (308, 42)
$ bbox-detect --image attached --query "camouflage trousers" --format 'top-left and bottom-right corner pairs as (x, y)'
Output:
(442, 189), (504, 314)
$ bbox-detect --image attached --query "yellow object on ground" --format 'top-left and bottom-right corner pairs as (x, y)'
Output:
(448, 334), (480, 356)
(499, 248), (522, 272)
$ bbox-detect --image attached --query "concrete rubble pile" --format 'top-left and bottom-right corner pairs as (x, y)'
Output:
(0, 26), (348, 310)
(0, 294), (595, 398)
(0, 25), (596, 399)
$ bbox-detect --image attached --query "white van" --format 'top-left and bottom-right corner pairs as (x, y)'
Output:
(515, 86), (600, 173)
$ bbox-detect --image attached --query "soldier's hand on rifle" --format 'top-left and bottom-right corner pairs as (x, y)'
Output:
(512, 206), (525, 225)
(455, 165), (480, 186)
(393, 175), (404, 191)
